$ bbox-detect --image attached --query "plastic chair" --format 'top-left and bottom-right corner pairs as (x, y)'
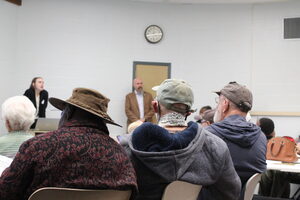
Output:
(28, 187), (132, 200)
(243, 173), (262, 200)
(161, 180), (202, 200)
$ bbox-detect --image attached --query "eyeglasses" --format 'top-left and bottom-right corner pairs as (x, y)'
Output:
(215, 96), (225, 105)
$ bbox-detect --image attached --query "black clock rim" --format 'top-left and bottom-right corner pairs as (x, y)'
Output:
(144, 25), (163, 44)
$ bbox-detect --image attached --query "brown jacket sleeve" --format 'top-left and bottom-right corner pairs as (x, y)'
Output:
(125, 93), (139, 124)
(143, 92), (155, 122)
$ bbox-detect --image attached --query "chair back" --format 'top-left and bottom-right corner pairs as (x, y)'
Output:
(161, 180), (202, 200)
(28, 187), (132, 200)
(243, 173), (262, 200)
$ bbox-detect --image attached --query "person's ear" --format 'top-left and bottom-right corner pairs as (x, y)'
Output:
(5, 120), (12, 132)
(222, 98), (230, 113)
(152, 100), (158, 113)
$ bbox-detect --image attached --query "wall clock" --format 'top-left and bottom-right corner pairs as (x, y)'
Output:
(144, 25), (163, 44)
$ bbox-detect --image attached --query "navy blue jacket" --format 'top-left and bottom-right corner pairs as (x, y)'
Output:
(206, 114), (267, 185)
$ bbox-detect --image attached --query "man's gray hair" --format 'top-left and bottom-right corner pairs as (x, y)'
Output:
(1, 96), (36, 131)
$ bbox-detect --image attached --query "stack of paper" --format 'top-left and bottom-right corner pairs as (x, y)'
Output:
(0, 155), (12, 175)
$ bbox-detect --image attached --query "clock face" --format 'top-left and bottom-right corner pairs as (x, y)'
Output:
(145, 25), (163, 44)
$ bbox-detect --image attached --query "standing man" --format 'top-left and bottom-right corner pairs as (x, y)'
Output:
(125, 78), (155, 127)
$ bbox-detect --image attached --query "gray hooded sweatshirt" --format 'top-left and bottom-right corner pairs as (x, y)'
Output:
(128, 122), (241, 200)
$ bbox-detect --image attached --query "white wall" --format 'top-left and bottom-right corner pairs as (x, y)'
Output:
(252, 0), (300, 112)
(0, 1), (18, 134)
(1, 0), (300, 138)
(251, 0), (300, 138)
(251, 115), (300, 138)
(12, 0), (253, 136)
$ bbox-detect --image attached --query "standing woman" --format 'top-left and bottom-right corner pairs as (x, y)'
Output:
(24, 77), (48, 128)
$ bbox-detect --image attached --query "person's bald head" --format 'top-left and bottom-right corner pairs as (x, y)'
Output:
(133, 78), (143, 93)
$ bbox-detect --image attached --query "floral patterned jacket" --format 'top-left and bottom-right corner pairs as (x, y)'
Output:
(0, 119), (137, 200)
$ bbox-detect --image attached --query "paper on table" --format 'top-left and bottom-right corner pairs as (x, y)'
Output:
(267, 159), (300, 173)
(267, 160), (300, 164)
(291, 160), (300, 164)
(0, 155), (12, 175)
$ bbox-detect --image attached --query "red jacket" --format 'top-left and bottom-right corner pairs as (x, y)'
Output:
(0, 119), (137, 200)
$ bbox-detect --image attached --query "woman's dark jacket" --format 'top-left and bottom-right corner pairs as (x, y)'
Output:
(24, 88), (48, 117)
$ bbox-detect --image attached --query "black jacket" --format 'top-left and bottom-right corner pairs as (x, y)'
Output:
(24, 88), (48, 117)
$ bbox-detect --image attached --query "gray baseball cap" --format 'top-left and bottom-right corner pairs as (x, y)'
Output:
(216, 82), (252, 112)
(156, 79), (194, 113)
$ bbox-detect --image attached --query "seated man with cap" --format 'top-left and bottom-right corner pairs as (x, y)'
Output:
(200, 109), (215, 127)
(208, 82), (267, 186)
(127, 79), (241, 200)
(0, 88), (137, 200)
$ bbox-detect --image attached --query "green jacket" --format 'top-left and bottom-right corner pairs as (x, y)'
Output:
(0, 131), (34, 158)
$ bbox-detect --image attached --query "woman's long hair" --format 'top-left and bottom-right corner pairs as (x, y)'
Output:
(29, 77), (42, 89)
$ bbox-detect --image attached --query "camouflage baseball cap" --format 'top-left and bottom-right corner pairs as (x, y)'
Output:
(216, 81), (252, 112)
(156, 79), (194, 113)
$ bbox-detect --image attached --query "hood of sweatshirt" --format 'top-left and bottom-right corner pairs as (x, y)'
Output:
(206, 114), (261, 148)
(128, 122), (206, 181)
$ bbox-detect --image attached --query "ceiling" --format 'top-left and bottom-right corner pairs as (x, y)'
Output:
(130, 0), (292, 4)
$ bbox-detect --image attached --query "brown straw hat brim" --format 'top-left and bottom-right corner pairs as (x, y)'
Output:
(49, 97), (122, 127)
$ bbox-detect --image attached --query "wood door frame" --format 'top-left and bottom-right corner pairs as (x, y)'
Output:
(132, 61), (171, 93)
(5, 0), (22, 6)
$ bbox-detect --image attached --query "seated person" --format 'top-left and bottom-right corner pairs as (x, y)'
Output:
(0, 88), (137, 200)
(117, 120), (143, 146)
(207, 82), (267, 186)
(128, 120), (143, 134)
(0, 96), (36, 158)
(258, 117), (300, 198)
(194, 105), (212, 123)
(127, 79), (241, 200)
(200, 109), (215, 127)
(257, 118), (275, 140)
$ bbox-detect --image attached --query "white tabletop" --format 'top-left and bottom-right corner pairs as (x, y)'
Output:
(267, 160), (300, 173)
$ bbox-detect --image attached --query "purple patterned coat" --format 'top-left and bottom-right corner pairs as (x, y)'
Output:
(0, 120), (137, 200)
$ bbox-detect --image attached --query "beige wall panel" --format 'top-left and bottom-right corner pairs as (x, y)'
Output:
(135, 64), (170, 98)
